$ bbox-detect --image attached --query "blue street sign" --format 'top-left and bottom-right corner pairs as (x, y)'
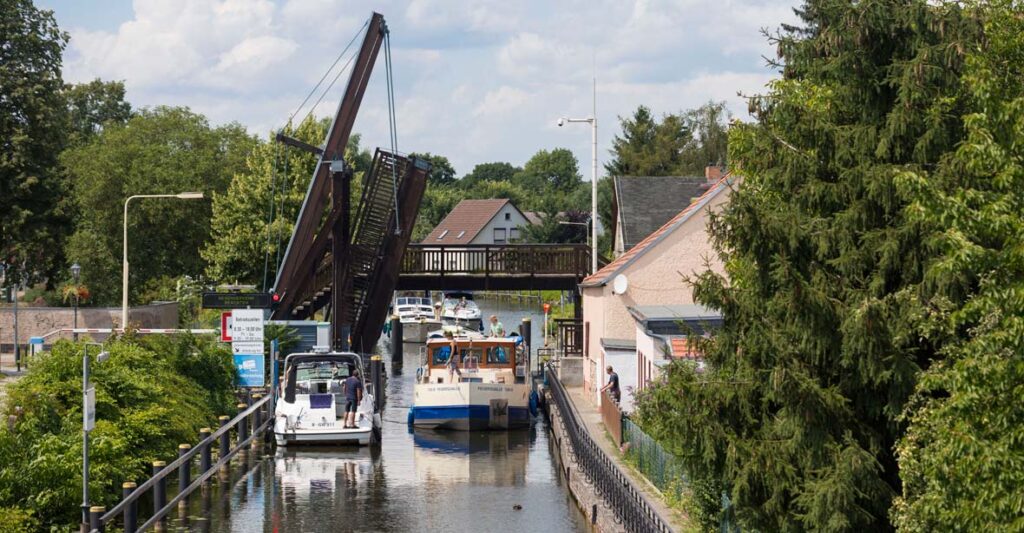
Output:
(234, 353), (265, 387)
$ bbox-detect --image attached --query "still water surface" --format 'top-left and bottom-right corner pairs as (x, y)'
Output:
(179, 298), (587, 532)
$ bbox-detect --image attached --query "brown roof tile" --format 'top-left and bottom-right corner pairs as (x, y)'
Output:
(424, 198), (510, 244)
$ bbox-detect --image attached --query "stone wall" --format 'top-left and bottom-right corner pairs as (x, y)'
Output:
(0, 302), (179, 352)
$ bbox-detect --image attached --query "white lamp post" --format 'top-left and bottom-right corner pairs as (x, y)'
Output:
(558, 78), (599, 274)
(81, 343), (109, 529)
(122, 192), (204, 329)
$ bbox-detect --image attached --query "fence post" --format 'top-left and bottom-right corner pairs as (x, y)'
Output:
(152, 461), (166, 527)
(177, 444), (191, 497)
(390, 315), (403, 363)
(90, 506), (105, 532)
(122, 481), (137, 533)
(199, 428), (212, 475)
(218, 416), (230, 460)
(237, 403), (249, 444)
(251, 394), (263, 445)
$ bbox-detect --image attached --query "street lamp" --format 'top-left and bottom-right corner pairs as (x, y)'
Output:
(557, 78), (599, 274)
(70, 263), (81, 341)
(122, 192), (204, 329)
(81, 342), (109, 529)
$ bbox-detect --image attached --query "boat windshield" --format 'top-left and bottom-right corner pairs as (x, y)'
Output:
(428, 343), (515, 367)
(295, 361), (351, 381)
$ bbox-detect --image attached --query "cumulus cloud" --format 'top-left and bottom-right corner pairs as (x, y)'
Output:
(55, 0), (799, 174)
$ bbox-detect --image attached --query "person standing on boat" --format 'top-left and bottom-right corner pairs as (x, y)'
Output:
(488, 315), (505, 337)
(342, 365), (363, 429)
(601, 366), (620, 404)
(433, 301), (443, 320)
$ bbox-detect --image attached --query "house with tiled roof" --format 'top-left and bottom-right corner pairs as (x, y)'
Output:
(581, 171), (737, 408)
(612, 166), (726, 255)
(424, 199), (529, 245)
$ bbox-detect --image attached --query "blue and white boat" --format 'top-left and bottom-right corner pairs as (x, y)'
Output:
(411, 334), (535, 430)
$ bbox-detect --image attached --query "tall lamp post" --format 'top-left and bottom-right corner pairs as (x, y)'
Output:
(81, 342), (109, 530)
(558, 77), (599, 274)
(122, 192), (204, 329)
(70, 263), (81, 341)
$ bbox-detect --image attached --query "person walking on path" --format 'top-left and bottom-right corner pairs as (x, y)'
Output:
(600, 365), (620, 403)
(488, 315), (505, 337)
(342, 365), (363, 428)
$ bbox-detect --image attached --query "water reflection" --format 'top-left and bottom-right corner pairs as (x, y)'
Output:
(182, 300), (585, 532)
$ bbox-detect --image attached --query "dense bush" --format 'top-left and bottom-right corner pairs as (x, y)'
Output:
(0, 334), (235, 529)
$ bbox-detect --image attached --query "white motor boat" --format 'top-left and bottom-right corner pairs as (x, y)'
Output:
(394, 296), (441, 343)
(411, 336), (537, 430)
(440, 291), (483, 331)
(425, 324), (486, 341)
(274, 351), (381, 446)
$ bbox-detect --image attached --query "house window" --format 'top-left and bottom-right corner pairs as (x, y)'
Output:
(493, 228), (507, 244)
(505, 212), (511, 220)
(437, 229), (449, 240)
(509, 228), (521, 242)
(456, 230), (466, 239)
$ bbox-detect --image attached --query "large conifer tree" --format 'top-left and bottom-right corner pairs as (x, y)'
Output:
(634, 1), (982, 530)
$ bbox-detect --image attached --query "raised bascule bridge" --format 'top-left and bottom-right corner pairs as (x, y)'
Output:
(270, 12), (592, 354)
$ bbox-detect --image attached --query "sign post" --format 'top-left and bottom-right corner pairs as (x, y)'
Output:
(231, 309), (265, 387)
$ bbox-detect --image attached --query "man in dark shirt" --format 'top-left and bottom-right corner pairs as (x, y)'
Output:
(600, 365), (620, 403)
(343, 365), (363, 429)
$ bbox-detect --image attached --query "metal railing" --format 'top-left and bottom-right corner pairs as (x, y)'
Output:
(87, 393), (273, 532)
(401, 244), (590, 278)
(545, 363), (674, 532)
(622, 416), (686, 501)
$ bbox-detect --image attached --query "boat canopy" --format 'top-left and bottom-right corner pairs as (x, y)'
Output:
(283, 352), (362, 403)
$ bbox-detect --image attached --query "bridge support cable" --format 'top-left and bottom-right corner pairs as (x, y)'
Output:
(383, 26), (401, 236)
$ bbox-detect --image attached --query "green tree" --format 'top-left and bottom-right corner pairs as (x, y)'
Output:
(63, 78), (132, 145)
(634, 1), (982, 530)
(606, 102), (730, 177)
(678, 101), (730, 174)
(409, 152), (456, 186)
(460, 161), (519, 187)
(62, 107), (255, 307)
(203, 120), (372, 288)
(893, 2), (1024, 529)
(515, 148), (581, 193)
(0, 0), (69, 283)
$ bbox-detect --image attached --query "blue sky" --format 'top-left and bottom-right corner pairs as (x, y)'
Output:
(39, 0), (799, 176)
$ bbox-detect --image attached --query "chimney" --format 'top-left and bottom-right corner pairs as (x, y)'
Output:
(705, 165), (724, 183)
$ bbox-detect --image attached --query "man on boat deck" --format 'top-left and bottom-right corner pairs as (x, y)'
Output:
(342, 365), (363, 429)
(488, 315), (505, 337)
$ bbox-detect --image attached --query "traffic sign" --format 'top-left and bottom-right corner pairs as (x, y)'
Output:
(231, 309), (264, 342)
(220, 312), (233, 343)
(202, 292), (273, 309)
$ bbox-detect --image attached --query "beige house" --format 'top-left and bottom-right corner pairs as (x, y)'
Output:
(580, 172), (736, 407)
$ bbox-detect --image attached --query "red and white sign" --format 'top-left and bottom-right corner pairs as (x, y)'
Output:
(221, 312), (233, 342)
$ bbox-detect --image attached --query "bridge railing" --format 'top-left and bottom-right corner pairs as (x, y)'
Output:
(88, 394), (273, 532)
(544, 363), (675, 532)
(402, 244), (590, 277)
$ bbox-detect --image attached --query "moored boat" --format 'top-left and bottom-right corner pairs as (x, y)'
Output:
(411, 336), (535, 430)
(274, 350), (381, 446)
(394, 295), (441, 342)
(439, 291), (483, 331)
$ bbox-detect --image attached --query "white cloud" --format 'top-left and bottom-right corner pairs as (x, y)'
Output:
(57, 0), (799, 174)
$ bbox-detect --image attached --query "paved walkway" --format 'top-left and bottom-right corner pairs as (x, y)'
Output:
(564, 384), (688, 531)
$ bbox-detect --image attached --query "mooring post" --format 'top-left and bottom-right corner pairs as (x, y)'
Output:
(122, 482), (137, 533)
(90, 506), (105, 532)
(251, 394), (263, 444)
(198, 428), (212, 476)
(390, 315), (403, 362)
(521, 317), (532, 371)
(152, 461), (166, 527)
(237, 403), (249, 444)
(177, 444), (191, 498)
(218, 416), (230, 461)
(370, 355), (384, 413)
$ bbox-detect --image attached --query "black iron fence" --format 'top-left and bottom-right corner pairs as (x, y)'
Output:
(545, 363), (674, 532)
(87, 393), (273, 532)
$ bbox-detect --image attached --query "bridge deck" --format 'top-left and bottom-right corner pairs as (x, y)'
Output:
(396, 244), (589, 291)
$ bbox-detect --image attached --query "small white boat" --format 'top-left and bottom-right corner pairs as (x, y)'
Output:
(440, 291), (483, 331)
(411, 336), (536, 430)
(274, 351), (380, 446)
(394, 296), (441, 343)
(426, 324), (486, 341)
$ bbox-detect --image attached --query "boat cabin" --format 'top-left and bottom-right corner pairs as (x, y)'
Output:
(421, 337), (526, 385)
(282, 352), (364, 406)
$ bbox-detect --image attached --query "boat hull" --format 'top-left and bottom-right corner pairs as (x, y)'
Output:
(275, 427), (373, 446)
(412, 382), (530, 430)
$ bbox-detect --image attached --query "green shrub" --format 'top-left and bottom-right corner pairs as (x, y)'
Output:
(0, 335), (236, 529)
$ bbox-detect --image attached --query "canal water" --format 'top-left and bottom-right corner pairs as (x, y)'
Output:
(178, 297), (588, 532)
